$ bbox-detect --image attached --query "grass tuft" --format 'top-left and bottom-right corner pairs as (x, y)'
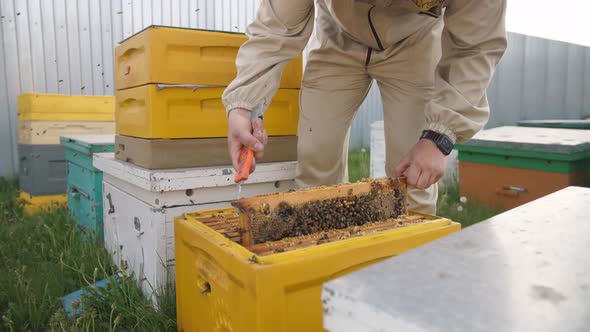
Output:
(436, 177), (498, 227)
(348, 149), (370, 183)
(0, 177), (176, 331)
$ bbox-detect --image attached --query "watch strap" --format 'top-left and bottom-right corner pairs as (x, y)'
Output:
(420, 130), (454, 155)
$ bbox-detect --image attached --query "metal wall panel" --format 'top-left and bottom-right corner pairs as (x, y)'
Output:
(1, 1), (589, 176)
(0, 0), (261, 177)
(1, 0), (21, 177)
(0, 2), (13, 175)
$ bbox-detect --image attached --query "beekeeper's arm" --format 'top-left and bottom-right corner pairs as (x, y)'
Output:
(222, 0), (314, 171)
(397, 0), (507, 189)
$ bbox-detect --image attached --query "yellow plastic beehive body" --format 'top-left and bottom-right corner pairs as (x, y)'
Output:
(18, 121), (115, 144)
(116, 85), (300, 139)
(18, 93), (115, 122)
(19, 191), (67, 214)
(175, 208), (461, 332)
(115, 25), (303, 90)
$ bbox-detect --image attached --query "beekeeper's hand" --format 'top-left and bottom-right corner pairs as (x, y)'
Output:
(228, 108), (268, 173)
(395, 139), (447, 189)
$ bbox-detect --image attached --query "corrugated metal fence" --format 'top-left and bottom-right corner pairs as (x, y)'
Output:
(1, 1), (589, 176)
(0, 0), (261, 177)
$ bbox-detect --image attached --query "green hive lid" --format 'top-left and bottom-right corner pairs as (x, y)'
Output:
(518, 119), (590, 129)
(456, 126), (590, 160)
(60, 134), (115, 154)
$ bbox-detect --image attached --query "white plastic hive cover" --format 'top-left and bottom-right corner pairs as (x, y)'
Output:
(465, 126), (590, 154)
(93, 152), (297, 192)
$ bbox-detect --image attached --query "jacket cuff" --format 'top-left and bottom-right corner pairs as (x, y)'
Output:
(423, 122), (457, 144)
(224, 101), (255, 117)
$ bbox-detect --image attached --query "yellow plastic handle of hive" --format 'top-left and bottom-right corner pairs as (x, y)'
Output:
(119, 46), (144, 61)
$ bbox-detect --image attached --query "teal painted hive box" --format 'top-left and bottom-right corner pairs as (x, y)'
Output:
(61, 135), (115, 241)
(518, 119), (590, 130)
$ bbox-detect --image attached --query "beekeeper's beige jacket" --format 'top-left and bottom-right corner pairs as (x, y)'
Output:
(223, 0), (506, 143)
(222, 0), (507, 214)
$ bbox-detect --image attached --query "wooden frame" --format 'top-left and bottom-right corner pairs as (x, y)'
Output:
(231, 177), (408, 246)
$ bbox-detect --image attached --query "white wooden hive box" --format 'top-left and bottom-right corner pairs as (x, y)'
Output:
(93, 153), (298, 298)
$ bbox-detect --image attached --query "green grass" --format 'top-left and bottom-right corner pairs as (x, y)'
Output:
(436, 178), (498, 227)
(348, 149), (370, 183)
(0, 177), (176, 331)
(347, 149), (498, 227)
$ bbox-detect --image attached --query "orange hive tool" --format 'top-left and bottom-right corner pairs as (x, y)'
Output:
(233, 105), (263, 198)
(234, 147), (254, 183)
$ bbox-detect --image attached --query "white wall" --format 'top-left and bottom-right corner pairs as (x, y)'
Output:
(0, 0), (261, 177)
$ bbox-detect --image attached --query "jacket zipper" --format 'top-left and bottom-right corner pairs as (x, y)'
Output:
(368, 6), (384, 51)
(365, 47), (373, 66)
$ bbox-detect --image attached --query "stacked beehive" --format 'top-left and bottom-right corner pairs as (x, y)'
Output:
(113, 25), (301, 168)
(17, 93), (114, 213)
(99, 25), (303, 299)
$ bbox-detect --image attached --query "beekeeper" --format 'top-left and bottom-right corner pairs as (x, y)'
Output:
(222, 0), (507, 214)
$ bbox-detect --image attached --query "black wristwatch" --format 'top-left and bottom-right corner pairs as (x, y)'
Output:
(420, 130), (454, 156)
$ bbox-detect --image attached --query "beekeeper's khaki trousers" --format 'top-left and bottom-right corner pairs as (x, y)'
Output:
(295, 13), (443, 215)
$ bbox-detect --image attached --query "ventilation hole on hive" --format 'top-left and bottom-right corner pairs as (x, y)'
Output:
(186, 189), (194, 197)
(200, 282), (211, 295)
(274, 181), (280, 188)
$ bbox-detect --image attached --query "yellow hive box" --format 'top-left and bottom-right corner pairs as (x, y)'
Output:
(19, 121), (115, 144)
(18, 93), (115, 122)
(175, 208), (461, 332)
(115, 25), (303, 90)
(116, 85), (299, 139)
(19, 191), (67, 214)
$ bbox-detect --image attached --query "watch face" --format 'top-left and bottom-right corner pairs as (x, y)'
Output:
(439, 138), (454, 154)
